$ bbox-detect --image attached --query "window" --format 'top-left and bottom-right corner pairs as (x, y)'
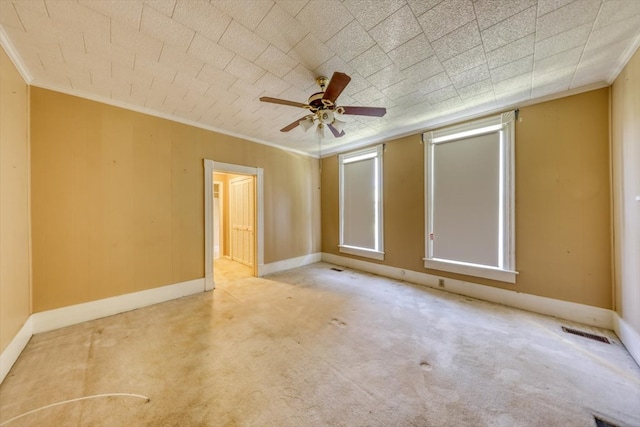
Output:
(339, 145), (384, 260)
(424, 112), (517, 283)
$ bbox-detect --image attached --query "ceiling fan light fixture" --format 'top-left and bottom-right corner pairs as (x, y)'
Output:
(299, 116), (314, 132)
(316, 123), (325, 139)
(332, 118), (346, 133)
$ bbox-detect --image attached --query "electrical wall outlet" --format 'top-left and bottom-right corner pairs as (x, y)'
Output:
(438, 279), (445, 287)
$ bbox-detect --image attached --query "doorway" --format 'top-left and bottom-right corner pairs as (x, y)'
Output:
(211, 172), (255, 284)
(204, 160), (264, 291)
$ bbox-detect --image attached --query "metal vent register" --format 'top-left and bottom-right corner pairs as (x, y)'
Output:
(562, 327), (610, 344)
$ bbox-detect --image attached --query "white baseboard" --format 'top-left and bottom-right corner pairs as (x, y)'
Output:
(258, 252), (322, 277)
(613, 313), (640, 366)
(1, 278), (205, 384)
(322, 253), (613, 330)
(0, 317), (33, 384)
(32, 278), (205, 334)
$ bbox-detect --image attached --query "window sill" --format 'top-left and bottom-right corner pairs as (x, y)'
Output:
(339, 245), (385, 261)
(423, 258), (517, 283)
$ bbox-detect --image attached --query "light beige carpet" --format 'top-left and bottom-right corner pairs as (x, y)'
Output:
(1, 262), (639, 426)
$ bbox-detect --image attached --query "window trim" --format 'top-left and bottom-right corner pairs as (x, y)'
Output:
(338, 144), (384, 261)
(423, 112), (517, 283)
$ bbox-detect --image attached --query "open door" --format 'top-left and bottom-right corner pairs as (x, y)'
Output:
(229, 176), (255, 267)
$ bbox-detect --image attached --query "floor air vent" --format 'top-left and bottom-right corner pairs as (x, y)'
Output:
(594, 416), (619, 427)
(562, 327), (610, 344)
(330, 267), (344, 272)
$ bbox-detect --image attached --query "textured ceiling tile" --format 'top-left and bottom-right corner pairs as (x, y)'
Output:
(450, 63), (491, 88)
(405, 0), (443, 18)
(326, 20), (375, 62)
(255, 4), (308, 52)
(111, 21), (163, 62)
(404, 55), (446, 83)
(274, 0), (308, 17)
(369, 5), (422, 53)
(486, 34), (534, 69)
(533, 45), (581, 75)
(490, 55), (533, 83)
(314, 55), (354, 81)
(229, 79), (265, 100)
(295, 0), (354, 42)
(219, 20), (269, 62)
(11, 1), (48, 29)
(79, 0), (143, 29)
(343, 0), (405, 30)
(594, 0), (640, 29)
(574, 38), (630, 85)
(536, 0), (600, 42)
(0, 1), (23, 30)
(288, 33), (334, 70)
(135, 55), (177, 83)
(254, 71), (291, 96)
(418, 0), (475, 42)
(272, 84), (310, 105)
(481, 6), (535, 53)
(351, 85), (386, 104)
(473, 0), (536, 30)
(159, 45), (205, 78)
(534, 23), (590, 61)
(426, 85), (460, 104)
(417, 72), (452, 94)
(187, 34), (235, 71)
(380, 79), (420, 100)
(536, 0), (573, 17)
(174, 71), (211, 95)
(442, 45), (486, 76)
(367, 64), (407, 90)
(140, 4), (195, 51)
(348, 45), (393, 78)
(282, 63), (316, 91)
(492, 72), (530, 94)
(172, 0), (231, 42)
(456, 78), (493, 99)
(255, 45), (298, 78)
(46, 1), (110, 35)
(144, 0), (177, 17)
(197, 64), (237, 91)
(584, 15), (640, 53)
(225, 55), (266, 83)
(337, 71), (370, 96)
(387, 33), (435, 71)
(211, 0), (274, 31)
(431, 21), (481, 62)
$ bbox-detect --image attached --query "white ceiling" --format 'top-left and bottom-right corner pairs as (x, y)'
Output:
(1, 0), (639, 157)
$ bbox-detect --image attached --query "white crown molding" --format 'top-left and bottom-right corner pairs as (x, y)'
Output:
(25, 79), (314, 159)
(320, 81), (610, 158)
(0, 27), (33, 83)
(607, 33), (640, 84)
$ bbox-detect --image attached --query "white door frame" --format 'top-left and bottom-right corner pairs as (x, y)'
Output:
(204, 160), (264, 291)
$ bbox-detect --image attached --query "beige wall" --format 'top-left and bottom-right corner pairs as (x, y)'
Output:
(322, 88), (612, 309)
(0, 47), (31, 353)
(30, 87), (321, 312)
(611, 48), (640, 337)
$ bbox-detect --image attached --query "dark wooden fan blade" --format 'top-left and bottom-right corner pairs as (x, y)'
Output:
(280, 116), (310, 132)
(328, 123), (345, 138)
(341, 106), (387, 117)
(322, 72), (351, 103)
(260, 97), (307, 109)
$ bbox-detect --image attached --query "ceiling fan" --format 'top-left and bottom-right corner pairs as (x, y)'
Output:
(260, 72), (386, 138)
